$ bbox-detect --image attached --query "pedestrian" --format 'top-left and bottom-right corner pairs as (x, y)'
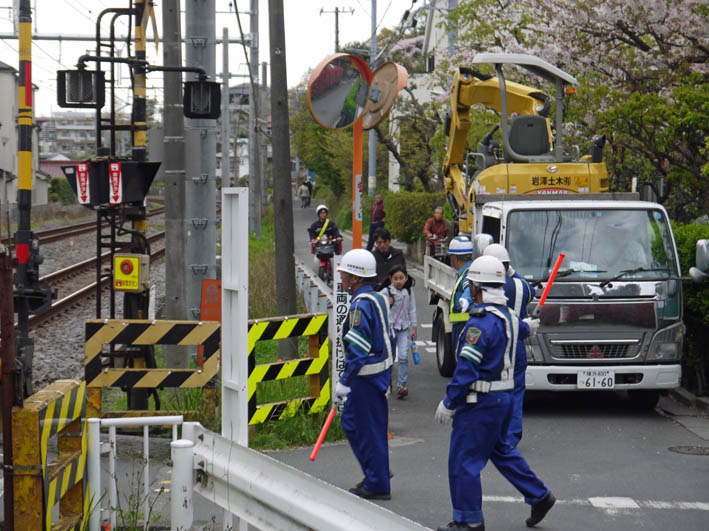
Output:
(371, 227), (406, 289)
(367, 194), (386, 251)
(305, 180), (313, 206)
(423, 206), (448, 257)
(447, 236), (474, 355)
(335, 249), (395, 500)
(379, 264), (417, 399)
(435, 255), (554, 531)
(483, 243), (534, 447)
(298, 181), (310, 208)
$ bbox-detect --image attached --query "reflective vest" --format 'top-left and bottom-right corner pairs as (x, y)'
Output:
(449, 264), (471, 323)
(466, 305), (517, 403)
(353, 291), (394, 377)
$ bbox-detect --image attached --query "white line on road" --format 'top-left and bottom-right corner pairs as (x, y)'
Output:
(420, 323), (432, 328)
(483, 495), (709, 512)
(414, 340), (436, 347)
(426, 347), (436, 353)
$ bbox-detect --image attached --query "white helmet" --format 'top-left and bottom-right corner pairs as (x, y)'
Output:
(448, 236), (473, 255)
(466, 255), (506, 285)
(316, 204), (329, 215)
(483, 243), (510, 263)
(337, 249), (377, 278)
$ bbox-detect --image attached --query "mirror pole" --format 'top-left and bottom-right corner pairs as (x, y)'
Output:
(352, 118), (364, 249)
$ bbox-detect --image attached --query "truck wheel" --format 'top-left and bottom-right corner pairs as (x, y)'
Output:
(434, 313), (456, 377)
(628, 390), (660, 410)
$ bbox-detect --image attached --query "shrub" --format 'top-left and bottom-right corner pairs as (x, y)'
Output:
(49, 177), (76, 205)
(363, 190), (446, 244)
(672, 221), (709, 395)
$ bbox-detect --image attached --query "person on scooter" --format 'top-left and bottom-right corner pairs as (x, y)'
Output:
(423, 206), (448, 257)
(308, 204), (343, 246)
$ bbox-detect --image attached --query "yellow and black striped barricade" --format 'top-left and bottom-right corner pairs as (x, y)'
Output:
(12, 379), (87, 530)
(248, 313), (330, 424)
(84, 319), (220, 418)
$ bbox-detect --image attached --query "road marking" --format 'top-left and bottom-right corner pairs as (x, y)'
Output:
(426, 347), (436, 353)
(420, 323), (432, 329)
(483, 495), (709, 512)
(414, 340), (436, 347)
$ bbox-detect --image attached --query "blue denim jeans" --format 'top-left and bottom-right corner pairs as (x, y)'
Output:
(394, 328), (411, 387)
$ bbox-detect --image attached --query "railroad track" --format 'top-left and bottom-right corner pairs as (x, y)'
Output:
(29, 233), (166, 329)
(1, 207), (165, 246)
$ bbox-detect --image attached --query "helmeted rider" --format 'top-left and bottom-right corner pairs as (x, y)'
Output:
(435, 255), (554, 531)
(308, 204), (343, 244)
(483, 243), (536, 447)
(448, 236), (474, 354)
(335, 249), (395, 500)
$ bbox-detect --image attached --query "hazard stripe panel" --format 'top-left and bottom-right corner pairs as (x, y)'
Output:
(84, 319), (221, 389)
(247, 313), (330, 425)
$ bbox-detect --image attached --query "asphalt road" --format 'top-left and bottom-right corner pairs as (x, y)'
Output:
(280, 200), (709, 531)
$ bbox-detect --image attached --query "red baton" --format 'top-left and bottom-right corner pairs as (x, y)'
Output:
(534, 253), (565, 317)
(310, 407), (337, 461)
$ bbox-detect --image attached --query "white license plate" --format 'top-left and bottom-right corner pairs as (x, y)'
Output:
(577, 369), (615, 389)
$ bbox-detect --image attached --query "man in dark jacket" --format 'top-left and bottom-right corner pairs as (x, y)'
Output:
(371, 228), (406, 288)
(367, 194), (386, 251)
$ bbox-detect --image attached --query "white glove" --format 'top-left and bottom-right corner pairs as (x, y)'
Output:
(523, 318), (540, 337)
(335, 381), (351, 399)
(435, 400), (455, 425)
(459, 298), (470, 313)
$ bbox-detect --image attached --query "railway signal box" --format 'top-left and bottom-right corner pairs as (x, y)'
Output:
(113, 253), (150, 292)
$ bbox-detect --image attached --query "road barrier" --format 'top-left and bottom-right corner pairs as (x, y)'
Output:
(84, 318), (220, 418)
(12, 379), (87, 530)
(248, 312), (330, 424)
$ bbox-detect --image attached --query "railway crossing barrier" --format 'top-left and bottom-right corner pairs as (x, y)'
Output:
(83, 318), (220, 419)
(247, 313), (330, 424)
(12, 379), (87, 530)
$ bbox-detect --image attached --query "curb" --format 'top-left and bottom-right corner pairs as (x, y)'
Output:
(669, 387), (709, 412)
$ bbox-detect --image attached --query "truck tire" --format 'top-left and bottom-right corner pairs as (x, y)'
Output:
(434, 312), (456, 377)
(628, 390), (660, 410)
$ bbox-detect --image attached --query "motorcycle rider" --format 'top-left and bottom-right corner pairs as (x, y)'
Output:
(308, 204), (343, 247)
(423, 206), (448, 257)
(448, 236), (474, 354)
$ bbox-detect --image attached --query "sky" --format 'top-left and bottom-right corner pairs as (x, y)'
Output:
(0, 0), (416, 117)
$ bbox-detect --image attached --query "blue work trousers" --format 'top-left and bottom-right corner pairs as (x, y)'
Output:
(505, 365), (526, 448)
(341, 376), (391, 494)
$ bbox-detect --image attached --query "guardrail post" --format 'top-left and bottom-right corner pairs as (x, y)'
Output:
(87, 418), (101, 531)
(171, 439), (195, 531)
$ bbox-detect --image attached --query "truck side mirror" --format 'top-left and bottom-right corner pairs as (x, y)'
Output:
(689, 239), (709, 283)
(57, 69), (105, 109)
(183, 80), (221, 119)
(473, 233), (494, 259)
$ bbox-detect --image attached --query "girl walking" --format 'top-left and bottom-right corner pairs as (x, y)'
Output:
(380, 264), (417, 399)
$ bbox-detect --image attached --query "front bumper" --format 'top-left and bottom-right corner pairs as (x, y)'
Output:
(525, 364), (681, 391)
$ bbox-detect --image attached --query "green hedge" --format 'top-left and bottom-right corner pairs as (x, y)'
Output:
(363, 190), (446, 244)
(673, 221), (709, 395)
(49, 177), (76, 205)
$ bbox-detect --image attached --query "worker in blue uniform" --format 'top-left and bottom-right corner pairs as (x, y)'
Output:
(335, 248), (395, 500)
(448, 236), (474, 355)
(435, 256), (555, 530)
(484, 243), (535, 447)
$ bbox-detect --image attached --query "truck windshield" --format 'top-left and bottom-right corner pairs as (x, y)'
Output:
(506, 209), (678, 282)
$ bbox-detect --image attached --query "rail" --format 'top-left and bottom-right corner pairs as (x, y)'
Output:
(86, 415), (184, 531)
(173, 422), (431, 531)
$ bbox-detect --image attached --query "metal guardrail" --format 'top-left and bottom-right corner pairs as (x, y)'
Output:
(295, 259), (333, 313)
(173, 422), (431, 531)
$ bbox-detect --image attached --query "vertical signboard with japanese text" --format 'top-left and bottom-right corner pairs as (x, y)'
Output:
(332, 258), (349, 406)
(108, 161), (122, 205)
(75, 163), (90, 204)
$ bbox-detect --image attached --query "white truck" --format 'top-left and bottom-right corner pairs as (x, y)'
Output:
(425, 193), (685, 408)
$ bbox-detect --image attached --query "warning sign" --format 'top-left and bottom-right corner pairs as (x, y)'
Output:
(76, 163), (90, 204)
(113, 253), (148, 292)
(109, 162), (122, 205)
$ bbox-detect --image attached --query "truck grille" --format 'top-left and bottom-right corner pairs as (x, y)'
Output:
(551, 343), (639, 360)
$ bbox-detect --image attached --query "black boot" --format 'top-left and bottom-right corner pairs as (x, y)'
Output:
(437, 521), (484, 531)
(526, 492), (556, 527)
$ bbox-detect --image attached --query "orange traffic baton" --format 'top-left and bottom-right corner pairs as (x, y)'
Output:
(533, 253), (565, 317)
(310, 407), (337, 461)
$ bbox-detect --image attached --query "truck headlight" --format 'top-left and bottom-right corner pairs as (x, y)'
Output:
(648, 323), (685, 361)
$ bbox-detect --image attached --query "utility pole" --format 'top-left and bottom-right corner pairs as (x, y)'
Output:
(320, 6), (354, 53)
(368, 0), (378, 196)
(260, 60), (268, 210)
(185, 0), (218, 343)
(248, 0), (262, 237)
(269, 0), (297, 356)
(162, 0), (188, 367)
(221, 27), (231, 189)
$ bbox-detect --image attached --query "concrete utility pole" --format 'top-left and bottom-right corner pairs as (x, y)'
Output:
(319, 6), (354, 52)
(368, 0), (377, 196)
(221, 27), (231, 189)
(185, 0), (218, 346)
(260, 60), (268, 210)
(248, 0), (262, 238)
(162, 0), (188, 367)
(269, 0), (297, 356)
